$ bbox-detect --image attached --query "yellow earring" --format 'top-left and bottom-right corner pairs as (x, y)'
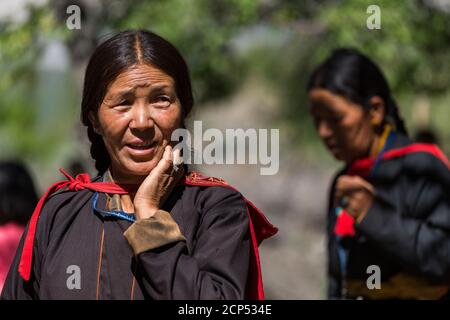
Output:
(371, 118), (381, 126)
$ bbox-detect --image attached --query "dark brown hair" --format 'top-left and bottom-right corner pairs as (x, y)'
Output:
(307, 48), (408, 135)
(81, 30), (194, 174)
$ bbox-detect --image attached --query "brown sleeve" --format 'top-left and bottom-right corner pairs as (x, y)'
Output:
(123, 210), (186, 256)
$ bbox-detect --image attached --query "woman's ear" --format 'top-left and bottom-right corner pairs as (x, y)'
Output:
(88, 112), (101, 135)
(369, 96), (385, 127)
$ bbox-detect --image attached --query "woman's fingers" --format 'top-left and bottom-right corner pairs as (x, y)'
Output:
(334, 175), (375, 220)
(133, 144), (186, 220)
(334, 176), (352, 206)
(156, 145), (184, 176)
(334, 175), (373, 204)
(336, 176), (374, 195)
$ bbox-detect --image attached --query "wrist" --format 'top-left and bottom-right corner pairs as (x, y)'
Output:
(135, 206), (159, 220)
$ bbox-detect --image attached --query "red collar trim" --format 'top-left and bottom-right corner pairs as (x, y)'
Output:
(348, 143), (450, 177)
(19, 170), (278, 300)
(182, 172), (278, 299)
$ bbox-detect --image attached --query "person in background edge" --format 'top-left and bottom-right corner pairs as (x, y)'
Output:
(307, 48), (450, 299)
(0, 161), (38, 293)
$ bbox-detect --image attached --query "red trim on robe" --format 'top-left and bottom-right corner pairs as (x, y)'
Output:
(348, 143), (450, 177)
(18, 169), (131, 281)
(18, 169), (278, 301)
(181, 172), (278, 300)
(334, 143), (450, 238)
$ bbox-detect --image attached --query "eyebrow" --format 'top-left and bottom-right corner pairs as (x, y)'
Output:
(109, 83), (173, 100)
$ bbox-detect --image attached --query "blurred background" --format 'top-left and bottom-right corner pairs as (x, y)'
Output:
(0, 0), (449, 299)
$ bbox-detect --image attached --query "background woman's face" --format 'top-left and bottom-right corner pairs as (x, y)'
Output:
(92, 63), (182, 183)
(309, 88), (374, 163)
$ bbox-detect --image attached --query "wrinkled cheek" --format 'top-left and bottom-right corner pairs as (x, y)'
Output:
(162, 116), (183, 141)
(101, 129), (123, 158)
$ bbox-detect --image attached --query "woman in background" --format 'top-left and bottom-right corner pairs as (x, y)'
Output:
(0, 161), (38, 293)
(307, 49), (450, 299)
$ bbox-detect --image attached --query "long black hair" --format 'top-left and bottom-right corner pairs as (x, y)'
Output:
(307, 48), (408, 135)
(0, 161), (38, 226)
(81, 30), (194, 174)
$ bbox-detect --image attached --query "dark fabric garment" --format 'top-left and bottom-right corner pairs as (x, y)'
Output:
(0, 182), (250, 300)
(327, 133), (450, 299)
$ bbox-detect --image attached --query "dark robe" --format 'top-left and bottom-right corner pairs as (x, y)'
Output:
(327, 133), (450, 299)
(1, 179), (254, 300)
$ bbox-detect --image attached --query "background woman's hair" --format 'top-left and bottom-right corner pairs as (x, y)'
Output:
(0, 161), (38, 226)
(307, 48), (408, 135)
(81, 30), (194, 174)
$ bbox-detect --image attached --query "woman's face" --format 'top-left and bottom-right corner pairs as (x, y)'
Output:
(91, 63), (182, 183)
(309, 88), (375, 164)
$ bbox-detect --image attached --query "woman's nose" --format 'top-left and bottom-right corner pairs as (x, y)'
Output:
(129, 104), (154, 131)
(318, 121), (333, 139)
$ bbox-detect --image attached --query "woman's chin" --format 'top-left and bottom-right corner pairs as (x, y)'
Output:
(332, 152), (353, 164)
(329, 149), (344, 161)
(121, 161), (158, 179)
(133, 163), (158, 175)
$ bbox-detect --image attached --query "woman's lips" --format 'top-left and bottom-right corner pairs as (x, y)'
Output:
(125, 142), (157, 157)
(327, 144), (341, 155)
(328, 144), (338, 150)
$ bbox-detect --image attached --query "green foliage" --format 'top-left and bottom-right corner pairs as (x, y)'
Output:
(1, 0), (449, 168)
(113, 0), (261, 102)
(245, 0), (450, 154)
(0, 5), (73, 161)
(318, 0), (450, 94)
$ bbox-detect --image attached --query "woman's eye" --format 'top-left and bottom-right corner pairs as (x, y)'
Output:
(152, 96), (171, 108)
(323, 113), (342, 123)
(334, 115), (344, 123)
(117, 100), (132, 106)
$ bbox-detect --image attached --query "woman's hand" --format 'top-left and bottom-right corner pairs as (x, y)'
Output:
(133, 145), (184, 220)
(334, 175), (375, 223)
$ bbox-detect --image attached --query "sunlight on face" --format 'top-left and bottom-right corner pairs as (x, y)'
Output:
(92, 63), (182, 184)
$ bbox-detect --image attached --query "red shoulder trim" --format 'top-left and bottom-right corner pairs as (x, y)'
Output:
(348, 143), (450, 177)
(181, 171), (278, 300)
(383, 143), (450, 167)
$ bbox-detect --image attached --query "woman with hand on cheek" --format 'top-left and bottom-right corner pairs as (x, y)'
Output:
(307, 49), (450, 300)
(1, 30), (277, 300)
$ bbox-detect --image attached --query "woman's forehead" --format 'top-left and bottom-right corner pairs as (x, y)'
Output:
(309, 88), (359, 114)
(107, 64), (175, 95)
